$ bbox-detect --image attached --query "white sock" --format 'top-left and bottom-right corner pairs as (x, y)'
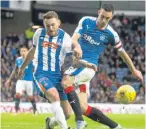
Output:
(49, 117), (58, 127)
(51, 101), (68, 129)
(113, 124), (122, 129)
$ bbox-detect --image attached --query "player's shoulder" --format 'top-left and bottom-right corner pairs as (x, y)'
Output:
(80, 16), (96, 22)
(35, 28), (43, 33)
(16, 56), (23, 62)
(16, 56), (22, 60)
(79, 16), (96, 27)
(106, 24), (118, 37)
(59, 28), (71, 39)
(34, 28), (44, 36)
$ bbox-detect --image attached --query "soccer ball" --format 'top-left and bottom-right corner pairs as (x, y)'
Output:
(116, 85), (136, 104)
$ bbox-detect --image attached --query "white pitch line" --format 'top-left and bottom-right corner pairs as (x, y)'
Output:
(1, 125), (144, 129)
(54, 127), (144, 129)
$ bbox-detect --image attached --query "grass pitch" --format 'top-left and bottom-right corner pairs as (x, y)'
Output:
(1, 113), (145, 129)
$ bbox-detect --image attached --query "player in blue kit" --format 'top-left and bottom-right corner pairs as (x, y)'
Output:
(18, 11), (87, 129)
(61, 4), (143, 129)
(5, 46), (37, 114)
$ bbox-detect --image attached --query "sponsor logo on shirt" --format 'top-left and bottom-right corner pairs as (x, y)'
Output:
(82, 34), (100, 45)
(100, 34), (106, 41)
(41, 41), (58, 49)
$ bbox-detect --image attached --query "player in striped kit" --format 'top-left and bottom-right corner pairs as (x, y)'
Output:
(5, 46), (37, 115)
(61, 4), (143, 129)
(18, 11), (87, 129)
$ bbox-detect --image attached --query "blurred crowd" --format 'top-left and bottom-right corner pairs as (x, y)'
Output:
(1, 15), (145, 104)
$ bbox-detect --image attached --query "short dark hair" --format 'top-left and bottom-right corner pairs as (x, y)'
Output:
(43, 11), (59, 20)
(101, 4), (114, 14)
(20, 45), (28, 50)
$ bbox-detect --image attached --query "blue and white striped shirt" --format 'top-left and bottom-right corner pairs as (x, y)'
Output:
(33, 28), (72, 76)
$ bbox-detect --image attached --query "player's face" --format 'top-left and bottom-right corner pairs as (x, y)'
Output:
(97, 9), (113, 28)
(20, 48), (28, 57)
(43, 18), (60, 36)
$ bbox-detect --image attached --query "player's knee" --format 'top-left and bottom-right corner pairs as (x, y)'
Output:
(80, 102), (88, 114)
(15, 93), (21, 99)
(61, 75), (73, 88)
(45, 88), (60, 102)
(65, 112), (72, 120)
(27, 96), (34, 101)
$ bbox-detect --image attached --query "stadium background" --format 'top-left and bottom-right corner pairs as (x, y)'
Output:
(1, 0), (145, 104)
(1, 1), (145, 129)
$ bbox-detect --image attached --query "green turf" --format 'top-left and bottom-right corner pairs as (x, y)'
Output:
(1, 113), (145, 129)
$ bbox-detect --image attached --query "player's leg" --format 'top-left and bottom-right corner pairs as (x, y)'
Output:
(60, 90), (72, 120)
(84, 105), (122, 129)
(14, 93), (21, 113)
(77, 84), (122, 129)
(34, 75), (68, 129)
(73, 68), (121, 129)
(27, 95), (37, 114)
(47, 101), (72, 129)
(15, 80), (24, 113)
(47, 89), (72, 129)
(62, 74), (87, 129)
(62, 67), (96, 129)
(26, 81), (37, 114)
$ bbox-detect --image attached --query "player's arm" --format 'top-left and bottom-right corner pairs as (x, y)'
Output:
(118, 50), (136, 73)
(18, 46), (35, 79)
(71, 56), (97, 71)
(5, 64), (18, 87)
(72, 31), (82, 60)
(18, 29), (39, 78)
(112, 33), (143, 83)
(21, 47), (35, 70)
(72, 33), (81, 49)
(71, 17), (85, 60)
(117, 49), (143, 83)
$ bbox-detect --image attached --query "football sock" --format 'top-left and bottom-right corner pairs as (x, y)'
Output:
(84, 105), (118, 128)
(51, 101), (68, 129)
(49, 117), (58, 128)
(30, 99), (37, 114)
(15, 98), (20, 113)
(64, 86), (84, 121)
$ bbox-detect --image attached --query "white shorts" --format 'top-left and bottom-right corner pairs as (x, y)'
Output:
(75, 81), (91, 98)
(16, 80), (33, 96)
(65, 67), (95, 96)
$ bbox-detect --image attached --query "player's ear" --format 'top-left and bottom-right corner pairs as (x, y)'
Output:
(109, 15), (113, 21)
(58, 19), (61, 27)
(43, 20), (45, 27)
(58, 19), (61, 25)
(97, 9), (100, 15)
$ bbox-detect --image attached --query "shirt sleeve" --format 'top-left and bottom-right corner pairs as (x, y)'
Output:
(15, 59), (19, 68)
(63, 33), (72, 54)
(74, 17), (87, 35)
(33, 28), (42, 46)
(109, 31), (123, 51)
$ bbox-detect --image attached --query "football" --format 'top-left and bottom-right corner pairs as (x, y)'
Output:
(116, 85), (136, 104)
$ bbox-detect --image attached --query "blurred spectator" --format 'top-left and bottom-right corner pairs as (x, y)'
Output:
(112, 16), (122, 28)
(25, 23), (35, 40)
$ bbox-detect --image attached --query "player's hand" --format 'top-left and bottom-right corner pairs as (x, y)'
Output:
(5, 80), (11, 88)
(18, 68), (24, 79)
(132, 69), (144, 84)
(73, 45), (82, 60)
(87, 63), (98, 72)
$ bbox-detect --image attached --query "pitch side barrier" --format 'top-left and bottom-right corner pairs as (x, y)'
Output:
(0, 102), (145, 114)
